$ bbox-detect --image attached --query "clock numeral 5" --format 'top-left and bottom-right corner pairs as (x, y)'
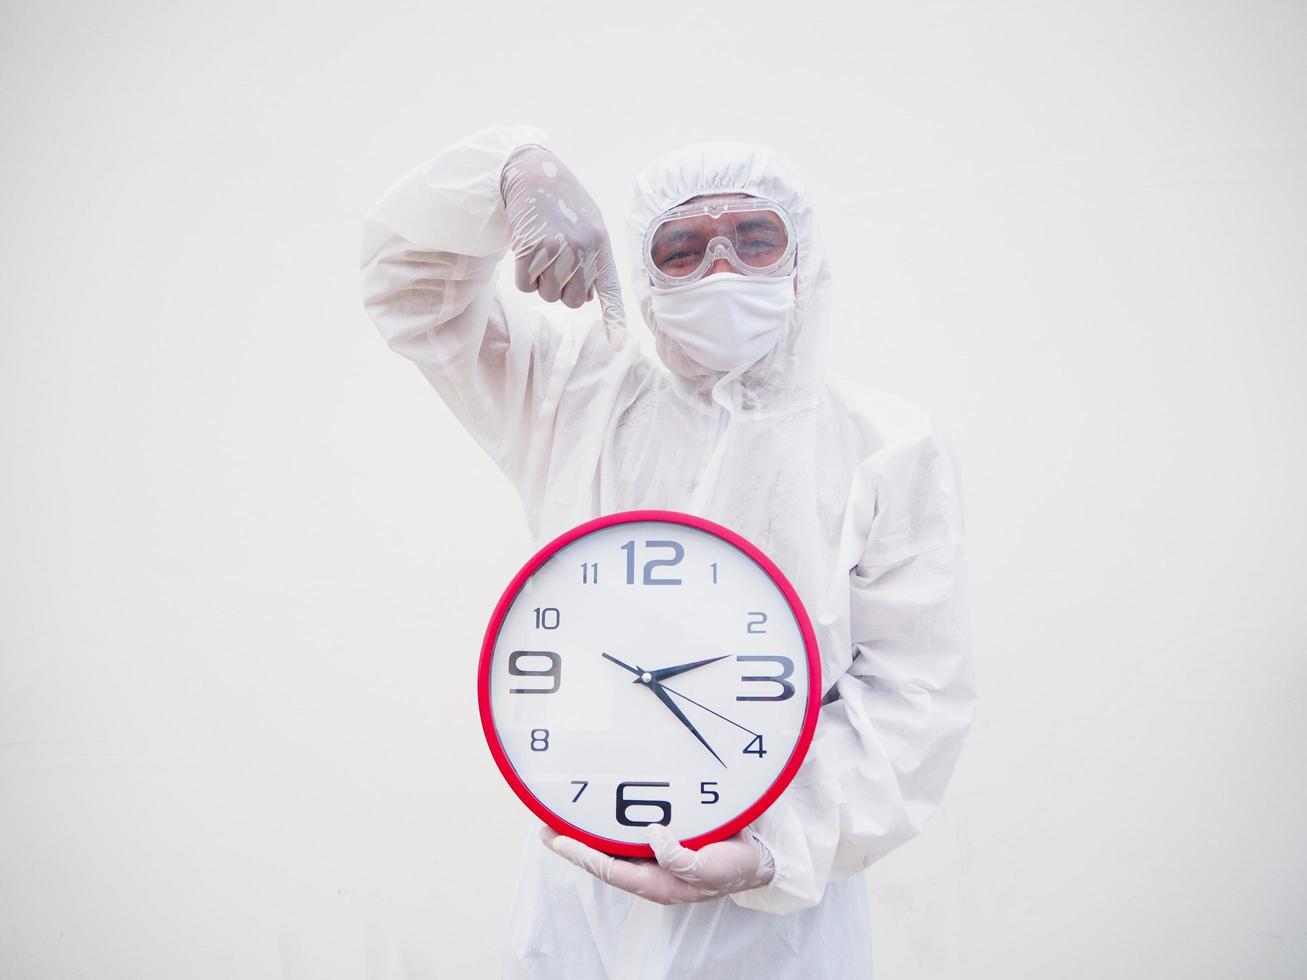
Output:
(615, 781), (671, 826)
(508, 650), (561, 694)
(699, 781), (720, 804)
(620, 539), (684, 585)
(736, 655), (795, 702)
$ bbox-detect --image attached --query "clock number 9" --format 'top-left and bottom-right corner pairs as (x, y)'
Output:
(508, 650), (561, 694)
(615, 781), (672, 826)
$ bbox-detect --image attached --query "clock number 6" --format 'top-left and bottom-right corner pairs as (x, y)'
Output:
(615, 781), (672, 826)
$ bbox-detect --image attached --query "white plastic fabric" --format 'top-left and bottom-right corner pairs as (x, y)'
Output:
(359, 124), (978, 979)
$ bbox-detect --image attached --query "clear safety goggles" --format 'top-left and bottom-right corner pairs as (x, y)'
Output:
(643, 196), (797, 288)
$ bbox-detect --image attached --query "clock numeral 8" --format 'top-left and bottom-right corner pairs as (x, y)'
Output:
(529, 729), (550, 752)
(615, 781), (671, 826)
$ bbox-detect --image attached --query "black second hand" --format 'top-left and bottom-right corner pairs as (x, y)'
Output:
(659, 682), (760, 737)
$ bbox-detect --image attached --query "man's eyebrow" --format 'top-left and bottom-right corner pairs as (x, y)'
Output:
(732, 217), (786, 236)
(654, 226), (702, 247)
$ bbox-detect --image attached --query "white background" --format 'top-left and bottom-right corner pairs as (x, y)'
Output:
(2, 1), (1304, 977)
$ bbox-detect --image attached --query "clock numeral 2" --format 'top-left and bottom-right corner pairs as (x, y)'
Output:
(508, 650), (561, 694)
(736, 655), (795, 702)
(615, 781), (671, 826)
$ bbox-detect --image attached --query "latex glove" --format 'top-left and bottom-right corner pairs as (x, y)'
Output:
(500, 145), (626, 345)
(539, 823), (775, 906)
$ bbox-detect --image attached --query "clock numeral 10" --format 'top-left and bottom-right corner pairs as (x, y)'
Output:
(533, 606), (560, 629)
(620, 539), (684, 585)
(615, 781), (671, 826)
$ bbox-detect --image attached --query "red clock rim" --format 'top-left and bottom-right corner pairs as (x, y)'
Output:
(476, 509), (823, 859)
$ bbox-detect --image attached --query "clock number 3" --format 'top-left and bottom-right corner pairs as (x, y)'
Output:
(736, 655), (796, 702)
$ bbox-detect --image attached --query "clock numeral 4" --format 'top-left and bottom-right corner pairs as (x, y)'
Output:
(508, 650), (561, 694)
(736, 655), (795, 702)
(615, 781), (671, 826)
(743, 734), (767, 758)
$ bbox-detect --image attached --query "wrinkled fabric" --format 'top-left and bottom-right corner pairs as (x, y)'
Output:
(359, 124), (978, 978)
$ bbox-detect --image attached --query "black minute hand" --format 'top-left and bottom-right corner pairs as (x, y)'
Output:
(647, 678), (727, 769)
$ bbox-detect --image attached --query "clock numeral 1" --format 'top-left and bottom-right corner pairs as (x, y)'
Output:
(699, 781), (720, 804)
(615, 781), (671, 826)
(570, 780), (588, 802)
(508, 650), (560, 694)
(581, 561), (598, 584)
(710, 561), (718, 584)
(736, 655), (795, 702)
(743, 734), (767, 758)
(530, 729), (550, 752)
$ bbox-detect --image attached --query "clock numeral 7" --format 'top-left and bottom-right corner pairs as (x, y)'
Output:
(508, 650), (561, 694)
(615, 781), (671, 826)
(736, 655), (795, 702)
(620, 539), (684, 585)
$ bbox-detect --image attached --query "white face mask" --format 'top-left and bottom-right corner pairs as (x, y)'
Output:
(649, 273), (796, 373)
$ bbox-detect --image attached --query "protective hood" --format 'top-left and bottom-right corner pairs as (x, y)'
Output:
(626, 141), (832, 420)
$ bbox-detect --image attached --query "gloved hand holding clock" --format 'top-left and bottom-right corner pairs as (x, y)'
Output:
(539, 651), (777, 904)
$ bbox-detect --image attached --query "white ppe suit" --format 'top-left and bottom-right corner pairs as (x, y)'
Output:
(359, 124), (978, 979)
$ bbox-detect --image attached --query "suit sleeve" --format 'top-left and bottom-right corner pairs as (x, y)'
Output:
(731, 424), (979, 914)
(359, 124), (647, 517)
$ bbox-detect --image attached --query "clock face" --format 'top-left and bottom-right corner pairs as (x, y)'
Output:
(478, 510), (820, 857)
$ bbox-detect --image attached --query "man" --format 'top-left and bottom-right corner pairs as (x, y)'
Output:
(360, 125), (977, 978)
